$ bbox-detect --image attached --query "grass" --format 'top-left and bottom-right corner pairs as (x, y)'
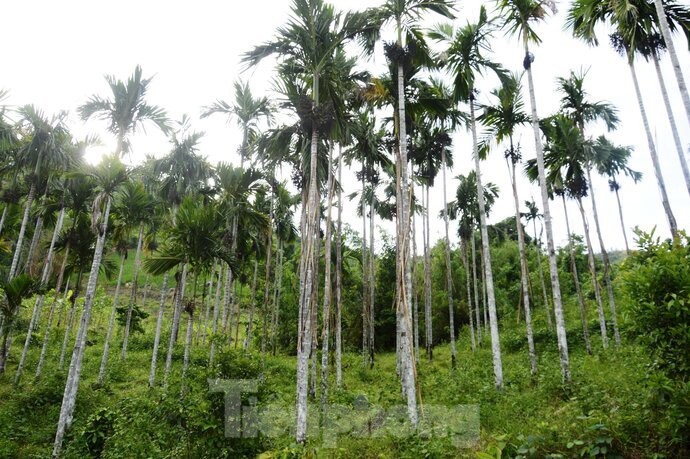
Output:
(0, 282), (663, 458)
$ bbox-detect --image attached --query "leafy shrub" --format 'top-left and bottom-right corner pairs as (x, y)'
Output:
(620, 230), (690, 380)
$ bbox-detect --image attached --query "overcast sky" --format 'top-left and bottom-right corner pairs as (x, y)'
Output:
(3, 0), (689, 253)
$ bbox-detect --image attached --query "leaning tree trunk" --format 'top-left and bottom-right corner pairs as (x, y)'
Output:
(524, 37), (571, 383)
(121, 223), (145, 360)
(651, 53), (690, 197)
(613, 186), (630, 254)
(628, 60), (678, 238)
(508, 158), (536, 375)
(163, 263), (188, 388)
(24, 216), (43, 276)
(9, 182), (36, 280)
(335, 148), (343, 386)
(652, 0), (690, 127)
(52, 196), (112, 458)
(0, 205), (8, 236)
(15, 206), (65, 384)
(561, 196), (593, 355)
(321, 146), (334, 415)
(148, 272), (169, 386)
(59, 270), (82, 370)
(462, 241), (477, 351)
(441, 151), (457, 368)
(470, 96), (503, 389)
(97, 254), (126, 385)
(35, 243), (70, 379)
(586, 169), (621, 346)
(575, 197), (609, 348)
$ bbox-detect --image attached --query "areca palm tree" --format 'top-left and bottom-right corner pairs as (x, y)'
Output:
(594, 137), (641, 254)
(78, 65), (170, 157)
(479, 72), (537, 375)
(0, 275), (41, 374)
(497, 0), (571, 383)
(567, 0), (690, 238)
(53, 155), (128, 458)
(431, 4), (508, 387)
(556, 70), (623, 346)
(522, 199), (553, 330)
(202, 80), (272, 167)
(9, 106), (70, 281)
(243, 0), (381, 440)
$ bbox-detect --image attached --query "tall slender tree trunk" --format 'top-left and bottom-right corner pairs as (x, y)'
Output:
(335, 148), (343, 386)
(36, 243), (70, 379)
(651, 53), (690, 197)
(524, 38), (571, 383)
(508, 158), (536, 375)
(462, 241), (476, 351)
(0, 205), (8, 236)
(652, 0), (690, 127)
(261, 194), (275, 354)
(9, 182), (36, 280)
(562, 196), (593, 355)
(411, 196), (420, 361)
(121, 223), (145, 359)
(613, 187), (630, 254)
(369, 187), (375, 367)
(471, 234), (481, 344)
(532, 220), (553, 331)
(471, 97), (503, 389)
(245, 259), (259, 350)
(272, 244), (284, 357)
(24, 216), (43, 276)
(441, 151), (457, 368)
(52, 196), (112, 458)
(423, 185), (433, 361)
(395, 44), (417, 424)
(15, 207), (65, 384)
(321, 145), (334, 415)
(575, 197), (609, 348)
(361, 179), (369, 367)
(208, 264), (224, 364)
(97, 254), (126, 384)
(59, 270), (82, 370)
(164, 263), (188, 388)
(296, 88), (320, 442)
(181, 311), (194, 395)
(586, 169), (621, 346)
(628, 60), (677, 238)
(148, 272), (169, 386)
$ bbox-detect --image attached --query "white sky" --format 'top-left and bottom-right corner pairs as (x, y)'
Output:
(2, 0), (689, 253)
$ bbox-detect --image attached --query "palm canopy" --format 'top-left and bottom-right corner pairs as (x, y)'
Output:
(556, 69), (619, 131)
(0, 274), (42, 324)
(344, 110), (391, 186)
(567, 0), (690, 61)
(496, 0), (558, 45)
(478, 72), (530, 160)
(430, 6), (507, 103)
(154, 131), (212, 207)
(446, 171), (499, 240)
(369, 0), (455, 49)
(201, 80), (273, 163)
(78, 65), (171, 156)
(242, 0), (379, 105)
(17, 105), (72, 181)
(144, 197), (237, 277)
(83, 155), (128, 235)
(590, 135), (641, 183)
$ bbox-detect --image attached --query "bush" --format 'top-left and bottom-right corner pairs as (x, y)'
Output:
(620, 230), (690, 380)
